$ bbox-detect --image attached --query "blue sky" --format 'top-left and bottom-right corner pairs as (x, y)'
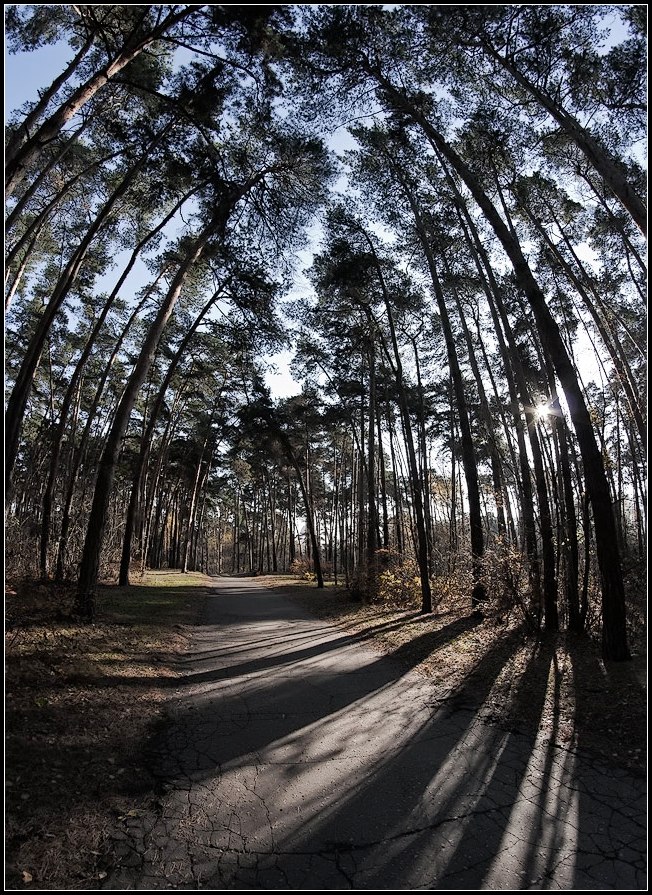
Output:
(5, 9), (640, 400)
(5, 37), (72, 114)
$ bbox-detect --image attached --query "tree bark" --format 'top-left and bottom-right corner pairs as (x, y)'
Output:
(5, 6), (197, 196)
(4, 36), (94, 177)
(402, 191), (487, 608)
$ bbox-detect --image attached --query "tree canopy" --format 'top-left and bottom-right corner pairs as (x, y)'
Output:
(5, 4), (646, 661)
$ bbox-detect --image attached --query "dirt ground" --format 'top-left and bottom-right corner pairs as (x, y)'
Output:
(4, 571), (647, 890)
(5, 572), (213, 890)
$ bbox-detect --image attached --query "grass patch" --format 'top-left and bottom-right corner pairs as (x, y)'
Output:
(5, 571), (215, 890)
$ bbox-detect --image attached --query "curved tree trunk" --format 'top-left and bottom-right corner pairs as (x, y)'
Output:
(5, 6), (196, 196)
(5, 120), (91, 237)
(449, 282), (507, 540)
(4, 36), (94, 178)
(455, 200), (542, 603)
(400, 187), (487, 609)
(5, 227), (41, 310)
(6, 146), (123, 273)
(520, 200), (646, 449)
(40, 191), (197, 578)
(5, 128), (167, 499)
(74, 217), (219, 618)
(118, 280), (230, 584)
(383, 89), (628, 657)
(351, 224), (433, 612)
(54, 270), (167, 580)
(476, 38), (647, 235)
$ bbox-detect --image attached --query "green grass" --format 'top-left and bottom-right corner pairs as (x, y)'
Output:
(96, 570), (216, 627)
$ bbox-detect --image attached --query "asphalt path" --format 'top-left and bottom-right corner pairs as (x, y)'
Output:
(105, 576), (646, 890)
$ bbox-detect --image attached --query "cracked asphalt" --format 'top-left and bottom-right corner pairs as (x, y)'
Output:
(104, 576), (647, 890)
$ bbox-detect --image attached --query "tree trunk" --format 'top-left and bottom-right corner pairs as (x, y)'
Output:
(6, 145), (122, 273)
(353, 225), (433, 612)
(5, 6), (195, 196)
(281, 434), (324, 588)
(54, 269), (168, 580)
(388, 93), (628, 656)
(5, 130), (166, 498)
(182, 440), (209, 573)
(118, 283), (229, 585)
(74, 217), (218, 617)
(4, 36), (93, 178)
(41, 193), (196, 578)
(476, 37), (647, 235)
(365, 324), (379, 591)
(448, 279), (507, 540)
(402, 193), (487, 609)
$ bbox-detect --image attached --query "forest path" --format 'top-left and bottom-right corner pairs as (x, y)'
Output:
(104, 576), (646, 890)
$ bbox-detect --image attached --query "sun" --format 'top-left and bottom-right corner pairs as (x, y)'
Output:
(534, 402), (551, 420)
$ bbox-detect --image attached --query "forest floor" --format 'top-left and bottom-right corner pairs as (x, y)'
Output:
(4, 571), (647, 890)
(5, 571), (214, 890)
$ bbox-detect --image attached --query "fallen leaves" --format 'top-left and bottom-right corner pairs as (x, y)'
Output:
(118, 808), (149, 820)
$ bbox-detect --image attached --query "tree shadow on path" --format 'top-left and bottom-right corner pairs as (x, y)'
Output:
(116, 583), (645, 890)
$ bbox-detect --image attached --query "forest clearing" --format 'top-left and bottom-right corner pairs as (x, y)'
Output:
(4, 4), (647, 890)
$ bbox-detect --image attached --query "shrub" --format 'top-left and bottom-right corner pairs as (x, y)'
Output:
(375, 548), (421, 607)
(289, 558), (316, 581)
(480, 538), (539, 630)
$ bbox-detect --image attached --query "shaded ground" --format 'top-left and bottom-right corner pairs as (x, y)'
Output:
(4, 571), (646, 890)
(5, 571), (213, 890)
(103, 576), (646, 890)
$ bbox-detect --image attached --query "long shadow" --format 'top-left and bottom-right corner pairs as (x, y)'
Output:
(411, 635), (645, 890)
(265, 633), (633, 890)
(153, 626), (527, 889)
(147, 613), (493, 782)
(570, 638), (647, 773)
(125, 582), (645, 889)
(176, 607), (462, 670)
(568, 642), (647, 889)
(43, 626), (396, 691)
(428, 637), (561, 889)
(65, 609), (484, 694)
(179, 614), (484, 687)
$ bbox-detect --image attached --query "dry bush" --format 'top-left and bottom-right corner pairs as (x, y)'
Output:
(478, 539), (540, 630)
(622, 555), (646, 652)
(375, 549), (421, 607)
(431, 565), (476, 614)
(289, 557), (316, 581)
(5, 516), (40, 580)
